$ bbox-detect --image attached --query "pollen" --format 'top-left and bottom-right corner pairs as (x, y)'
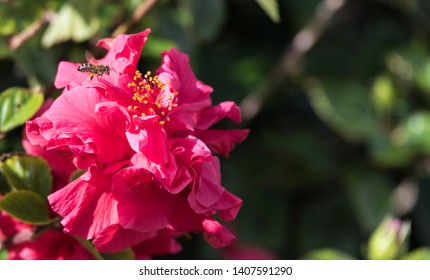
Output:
(127, 69), (178, 125)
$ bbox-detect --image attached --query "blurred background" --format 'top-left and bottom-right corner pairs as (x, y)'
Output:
(2, 0), (430, 259)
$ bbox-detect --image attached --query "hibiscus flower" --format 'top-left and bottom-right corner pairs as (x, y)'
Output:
(26, 29), (249, 253)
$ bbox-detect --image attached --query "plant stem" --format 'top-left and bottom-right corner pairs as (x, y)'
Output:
(240, 0), (346, 123)
(112, 0), (158, 37)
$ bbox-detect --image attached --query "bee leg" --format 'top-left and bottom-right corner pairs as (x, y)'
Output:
(89, 73), (94, 80)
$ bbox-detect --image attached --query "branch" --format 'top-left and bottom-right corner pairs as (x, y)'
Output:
(8, 11), (55, 50)
(112, 0), (158, 37)
(240, 0), (346, 123)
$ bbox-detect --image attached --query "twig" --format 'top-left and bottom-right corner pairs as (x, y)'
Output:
(112, 0), (158, 37)
(8, 11), (55, 50)
(240, 0), (346, 123)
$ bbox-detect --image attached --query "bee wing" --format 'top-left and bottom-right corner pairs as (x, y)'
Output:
(85, 50), (97, 64)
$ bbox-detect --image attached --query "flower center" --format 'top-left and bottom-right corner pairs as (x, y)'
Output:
(127, 70), (178, 125)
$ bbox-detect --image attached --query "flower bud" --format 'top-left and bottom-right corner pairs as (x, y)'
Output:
(367, 216), (410, 260)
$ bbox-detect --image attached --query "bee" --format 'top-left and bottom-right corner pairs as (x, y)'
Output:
(78, 51), (111, 80)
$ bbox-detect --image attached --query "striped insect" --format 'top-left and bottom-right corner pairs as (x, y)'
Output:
(77, 51), (111, 80)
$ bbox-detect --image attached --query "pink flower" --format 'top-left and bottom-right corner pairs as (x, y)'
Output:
(7, 230), (94, 260)
(26, 29), (249, 253)
(0, 211), (31, 243)
(0, 205), (93, 260)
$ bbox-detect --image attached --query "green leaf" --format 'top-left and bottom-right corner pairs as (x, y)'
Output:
(307, 79), (378, 141)
(255, 0), (280, 23)
(0, 190), (51, 225)
(69, 169), (86, 182)
(0, 155), (52, 199)
(42, 0), (100, 47)
(72, 236), (104, 260)
(101, 248), (135, 260)
(402, 248), (430, 260)
(302, 248), (355, 260)
(0, 247), (8, 260)
(0, 87), (44, 133)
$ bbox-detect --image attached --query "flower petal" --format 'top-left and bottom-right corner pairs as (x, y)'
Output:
(164, 102), (211, 135)
(27, 87), (133, 169)
(212, 191), (243, 221)
(132, 230), (182, 259)
(158, 48), (213, 104)
(197, 129), (250, 157)
(127, 115), (169, 164)
(48, 170), (118, 239)
(113, 167), (174, 232)
(171, 136), (212, 164)
(157, 49), (212, 134)
(96, 29), (151, 82)
(196, 101), (243, 130)
(54, 62), (87, 89)
(7, 230), (93, 260)
(92, 224), (155, 253)
(202, 219), (236, 248)
(188, 157), (224, 211)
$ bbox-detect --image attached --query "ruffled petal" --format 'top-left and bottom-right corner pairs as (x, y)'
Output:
(92, 224), (154, 253)
(157, 49), (212, 135)
(48, 170), (118, 239)
(171, 136), (212, 164)
(127, 115), (169, 164)
(132, 230), (182, 260)
(7, 230), (93, 260)
(54, 62), (87, 89)
(158, 48), (213, 104)
(163, 101), (211, 135)
(97, 29), (150, 69)
(202, 219), (236, 248)
(212, 191), (242, 221)
(96, 29), (151, 86)
(113, 167), (174, 232)
(188, 157), (224, 213)
(196, 101), (243, 130)
(197, 129), (250, 157)
(27, 87), (133, 169)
